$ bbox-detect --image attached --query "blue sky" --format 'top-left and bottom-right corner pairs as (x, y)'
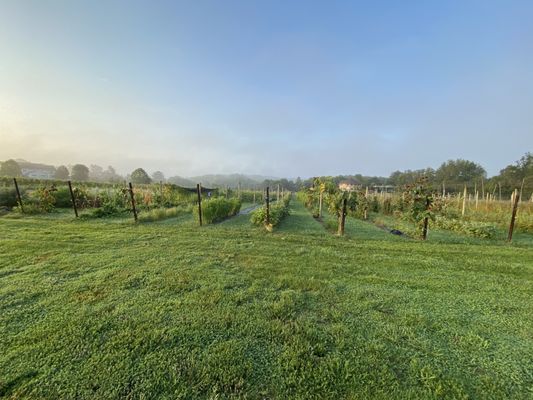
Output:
(1, 0), (532, 177)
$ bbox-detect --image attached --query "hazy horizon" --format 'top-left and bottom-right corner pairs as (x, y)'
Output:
(1, 1), (532, 178)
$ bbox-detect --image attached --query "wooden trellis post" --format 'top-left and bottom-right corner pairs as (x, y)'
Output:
(462, 186), (467, 216)
(67, 180), (78, 217)
(128, 182), (138, 222)
(266, 187), (270, 225)
(319, 191), (323, 218)
(197, 183), (203, 226)
(13, 178), (24, 213)
(338, 198), (347, 235)
(422, 197), (431, 240)
(508, 189), (520, 242)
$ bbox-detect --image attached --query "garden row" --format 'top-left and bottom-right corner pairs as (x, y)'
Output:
(300, 177), (527, 240)
(250, 191), (292, 230)
(0, 177), (269, 218)
(1, 177), (282, 227)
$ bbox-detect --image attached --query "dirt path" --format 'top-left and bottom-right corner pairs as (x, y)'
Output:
(239, 204), (260, 215)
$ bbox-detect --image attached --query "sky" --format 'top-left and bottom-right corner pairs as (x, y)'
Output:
(1, 0), (532, 178)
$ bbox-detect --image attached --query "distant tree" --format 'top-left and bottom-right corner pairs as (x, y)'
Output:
(101, 166), (122, 183)
(388, 169), (434, 187)
(492, 152), (533, 196)
(0, 159), (22, 177)
(54, 165), (70, 180)
(89, 164), (104, 181)
(151, 171), (165, 182)
(167, 175), (195, 187)
(131, 168), (152, 184)
(435, 159), (486, 185)
(70, 164), (90, 181)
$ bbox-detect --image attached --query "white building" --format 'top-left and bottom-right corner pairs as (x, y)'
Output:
(19, 161), (56, 179)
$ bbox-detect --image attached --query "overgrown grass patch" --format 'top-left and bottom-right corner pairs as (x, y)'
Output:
(138, 205), (191, 222)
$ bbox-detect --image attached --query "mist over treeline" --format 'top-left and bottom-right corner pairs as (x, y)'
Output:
(0, 153), (531, 196)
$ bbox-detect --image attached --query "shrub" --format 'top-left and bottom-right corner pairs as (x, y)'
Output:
(240, 190), (263, 203)
(0, 188), (21, 208)
(433, 216), (497, 239)
(53, 187), (73, 208)
(251, 195), (291, 228)
(195, 197), (241, 224)
(81, 203), (125, 219)
(370, 196), (380, 212)
(35, 186), (57, 212)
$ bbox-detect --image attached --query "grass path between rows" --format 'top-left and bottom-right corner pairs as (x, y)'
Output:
(1, 198), (532, 399)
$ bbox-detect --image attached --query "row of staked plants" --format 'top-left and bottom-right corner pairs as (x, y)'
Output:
(0, 179), (212, 220)
(250, 193), (291, 230)
(365, 180), (501, 239)
(300, 177), (499, 239)
(298, 178), (358, 235)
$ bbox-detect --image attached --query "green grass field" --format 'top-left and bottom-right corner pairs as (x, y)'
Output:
(1, 198), (532, 399)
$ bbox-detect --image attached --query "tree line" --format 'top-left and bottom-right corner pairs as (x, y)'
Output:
(265, 153), (532, 197)
(1, 152), (531, 196)
(0, 160), (167, 185)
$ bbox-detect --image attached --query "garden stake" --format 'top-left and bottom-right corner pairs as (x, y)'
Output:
(128, 182), (138, 222)
(197, 183), (203, 226)
(13, 178), (23, 213)
(68, 180), (78, 217)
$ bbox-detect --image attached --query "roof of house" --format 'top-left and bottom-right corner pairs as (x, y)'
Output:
(18, 161), (56, 172)
(338, 178), (361, 186)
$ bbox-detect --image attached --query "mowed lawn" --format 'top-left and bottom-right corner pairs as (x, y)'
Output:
(1, 199), (532, 399)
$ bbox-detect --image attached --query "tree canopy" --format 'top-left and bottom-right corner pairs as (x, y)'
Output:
(435, 159), (486, 184)
(71, 164), (90, 181)
(131, 168), (152, 184)
(0, 159), (22, 177)
(54, 165), (70, 180)
(151, 171), (165, 182)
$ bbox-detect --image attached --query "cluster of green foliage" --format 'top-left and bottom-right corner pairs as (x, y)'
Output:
(300, 177), (361, 234)
(401, 178), (436, 229)
(8, 185), (59, 214)
(0, 178), (215, 218)
(71, 164), (90, 181)
(0, 188), (21, 208)
(238, 190), (263, 203)
(195, 197), (241, 224)
(130, 168), (152, 184)
(0, 159), (23, 177)
(34, 186), (57, 213)
(250, 195), (291, 228)
(80, 203), (126, 219)
(492, 152), (532, 196)
(51, 187), (74, 207)
(432, 216), (497, 238)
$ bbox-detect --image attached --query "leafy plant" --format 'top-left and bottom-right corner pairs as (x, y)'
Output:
(52, 187), (74, 208)
(402, 177), (438, 237)
(0, 188), (21, 208)
(82, 203), (124, 219)
(195, 197), (241, 224)
(251, 195), (291, 229)
(433, 216), (497, 238)
(326, 190), (357, 235)
(35, 185), (57, 212)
